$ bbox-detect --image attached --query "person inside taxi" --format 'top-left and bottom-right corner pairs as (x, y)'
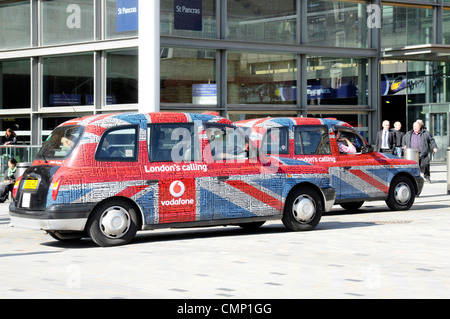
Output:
(0, 158), (17, 203)
(335, 131), (356, 154)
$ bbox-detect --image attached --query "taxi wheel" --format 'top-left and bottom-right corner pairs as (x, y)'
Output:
(87, 199), (139, 247)
(282, 186), (322, 231)
(386, 176), (415, 211)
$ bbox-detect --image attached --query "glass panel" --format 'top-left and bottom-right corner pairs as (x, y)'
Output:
(444, 9), (450, 44)
(381, 5), (433, 48)
(262, 127), (290, 155)
(228, 51), (297, 105)
(0, 59), (31, 109)
(41, 0), (94, 45)
(406, 61), (450, 104)
(204, 123), (248, 161)
(307, 56), (368, 105)
(42, 54), (94, 107)
(160, 0), (216, 39)
(227, 0), (296, 44)
(307, 0), (368, 48)
(96, 126), (138, 161)
(0, 117), (30, 144)
(106, 49), (138, 105)
(37, 125), (84, 160)
(0, 1), (30, 50)
(42, 117), (76, 142)
(294, 125), (331, 155)
(161, 47), (216, 104)
(105, 0), (139, 39)
(147, 123), (195, 162)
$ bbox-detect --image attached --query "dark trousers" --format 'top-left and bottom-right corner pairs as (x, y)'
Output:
(419, 155), (431, 179)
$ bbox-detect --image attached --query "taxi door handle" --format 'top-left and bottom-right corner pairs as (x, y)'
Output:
(217, 176), (230, 182)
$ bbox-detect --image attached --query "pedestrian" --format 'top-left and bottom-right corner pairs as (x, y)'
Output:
(2, 128), (17, 145)
(0, 158), (17, 203)
(375, 120), (394, 153)
(402, 121), (438, 183)
(391, 121), (405, 157)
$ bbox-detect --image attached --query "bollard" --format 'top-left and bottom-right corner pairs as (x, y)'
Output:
(447, 147), (450, 195)
(404, 148), (419, 163)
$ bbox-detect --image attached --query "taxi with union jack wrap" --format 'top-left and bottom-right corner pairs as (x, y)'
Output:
(236, 117), (424, 212)
(9, 112), (335, 246)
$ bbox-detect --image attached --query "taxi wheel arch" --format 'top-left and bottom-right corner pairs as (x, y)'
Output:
(86, 198), (141, 247)
(282, 184), (323, 231)
(386, 175), (415, 211)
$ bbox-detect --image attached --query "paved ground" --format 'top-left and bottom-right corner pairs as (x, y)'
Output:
(1, 164), (449, 299)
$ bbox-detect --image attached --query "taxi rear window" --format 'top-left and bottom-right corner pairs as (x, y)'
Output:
(147, 123), (197, 162)
(294, 125), (331, 155)
(95, 125), (139, 161)
(37, 125), (84, 160)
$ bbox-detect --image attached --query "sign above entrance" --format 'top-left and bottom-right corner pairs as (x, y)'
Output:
(174, 0), (202, 31)
(117, 0), (138, 32)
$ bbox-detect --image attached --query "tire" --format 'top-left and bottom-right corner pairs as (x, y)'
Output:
(339, 201), (364, 211)
(87, 199), (139, 247)
(385, 176), (415, 211)
(282, 186), (322, 231)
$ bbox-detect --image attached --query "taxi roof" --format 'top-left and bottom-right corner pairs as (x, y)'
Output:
(58, 112), (233, 128)
(236, 117), (353, 129)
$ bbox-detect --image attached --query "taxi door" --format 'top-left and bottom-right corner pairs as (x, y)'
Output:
(200, 124), (283, 221)
(333, 127), (390, 201)
(146, 123), (198, 224)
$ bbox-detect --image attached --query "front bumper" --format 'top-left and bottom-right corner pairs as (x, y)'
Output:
(9, 202), (96, 231)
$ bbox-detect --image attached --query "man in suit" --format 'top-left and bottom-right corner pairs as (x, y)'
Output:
(375, 120), (394, 153)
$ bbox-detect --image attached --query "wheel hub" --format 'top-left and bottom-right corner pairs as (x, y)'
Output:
(292, 195), (316, 223)
(394, 183), (411, 204)
(100, 206), (131, 239)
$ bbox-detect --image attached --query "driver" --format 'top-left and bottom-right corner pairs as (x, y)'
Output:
(336, 131), (356, 154)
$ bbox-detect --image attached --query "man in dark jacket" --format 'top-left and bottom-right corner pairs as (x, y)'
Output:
(375, 120), (394, 153)
(402, 121), (438, 183)
(391, 121), (405, 157)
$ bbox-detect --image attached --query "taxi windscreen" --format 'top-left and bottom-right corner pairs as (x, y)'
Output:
(37, 125), (84, 160)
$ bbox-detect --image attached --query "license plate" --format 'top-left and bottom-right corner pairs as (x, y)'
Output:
(23, 179), (38, 190)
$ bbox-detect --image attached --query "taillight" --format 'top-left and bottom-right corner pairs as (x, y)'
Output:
(52, 176), (62, 200)
(12, 176), (22, 198)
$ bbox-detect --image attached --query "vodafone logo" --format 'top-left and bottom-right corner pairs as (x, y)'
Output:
(169, 180), (185, 198)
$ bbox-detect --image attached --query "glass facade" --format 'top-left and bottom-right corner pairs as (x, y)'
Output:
(1, 0), (450, 161)
(227, 0), (296, 44)
(307, 0), (368, 48)
(41, 0), (95, 45)
(227, 51), (297, 105)
(0, 1), (30, 50)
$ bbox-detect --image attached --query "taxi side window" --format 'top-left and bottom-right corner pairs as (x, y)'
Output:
(262, 127), (289, 155)
(205, 124), (248, 161)
(148, 123), (196, 162)
(294, 125), (331, 155)
(96, 125), (138, 161)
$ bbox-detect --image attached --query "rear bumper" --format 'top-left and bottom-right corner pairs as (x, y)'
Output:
(9, 202), (95, 231)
